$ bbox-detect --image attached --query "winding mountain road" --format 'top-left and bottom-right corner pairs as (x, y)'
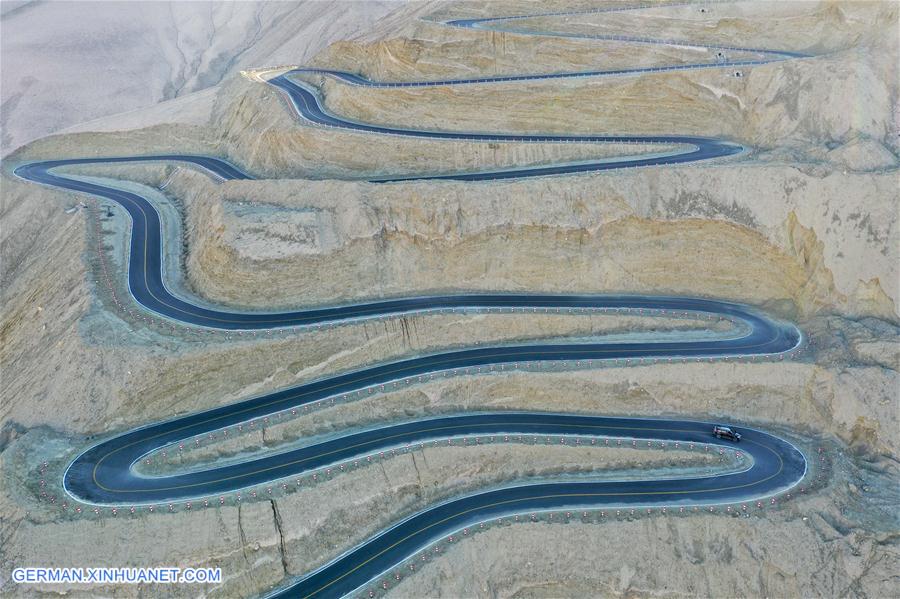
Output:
(12, 3), (813, 598)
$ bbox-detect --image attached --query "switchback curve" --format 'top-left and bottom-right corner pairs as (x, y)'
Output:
(11, 3), (813, 598)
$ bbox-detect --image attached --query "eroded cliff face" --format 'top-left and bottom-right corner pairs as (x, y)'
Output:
(211, 1), (899, 177)
(209, 74), (674, 180)
(308, 1), (898, 156)
(160, 163), (894, 322)
(186, 0), (899, 320)
(1, 1), (898, 598)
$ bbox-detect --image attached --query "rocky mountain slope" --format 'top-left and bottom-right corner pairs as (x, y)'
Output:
(1, 1), (897, 597)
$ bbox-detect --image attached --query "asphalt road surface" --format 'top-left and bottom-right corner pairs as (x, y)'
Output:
(266, 74), (745, 182)
(20, 155), (805, 599)
(72, 413), (805, 599)
(11, 3), (812, 598)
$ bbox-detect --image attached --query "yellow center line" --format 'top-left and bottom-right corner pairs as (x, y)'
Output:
(98, 422), (713, 492)
(89, 334), (773, 490)
(300, 436), (784, 598)
(24, 22), (808, 596)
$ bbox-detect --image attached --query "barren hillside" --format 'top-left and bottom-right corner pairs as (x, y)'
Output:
(1, 1), (897, 598)
(0, 0), (398, 154)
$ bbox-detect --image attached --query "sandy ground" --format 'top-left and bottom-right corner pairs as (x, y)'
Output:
(0, 0), (400, 155)
(0, 1), (897, 597)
